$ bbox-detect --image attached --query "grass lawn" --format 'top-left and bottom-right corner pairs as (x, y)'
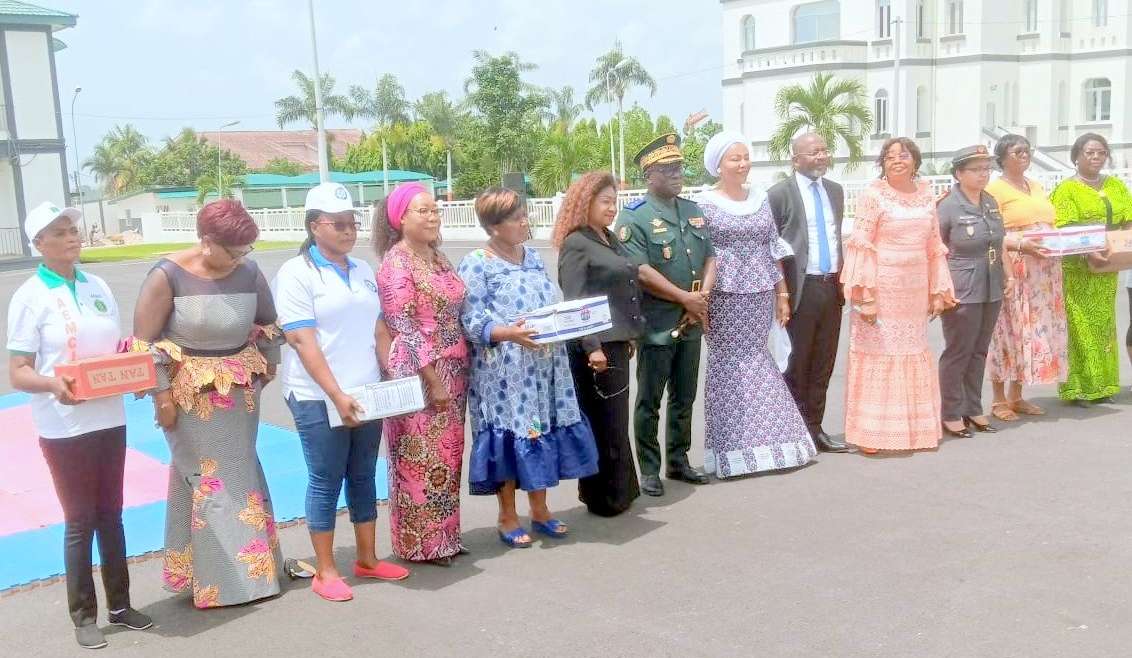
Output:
(80, 241), (301, 264)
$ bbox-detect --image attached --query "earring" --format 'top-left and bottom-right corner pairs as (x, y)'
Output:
(203, 247), (212, 256)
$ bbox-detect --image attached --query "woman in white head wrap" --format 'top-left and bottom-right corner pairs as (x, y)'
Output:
(696, 131), (816, 479)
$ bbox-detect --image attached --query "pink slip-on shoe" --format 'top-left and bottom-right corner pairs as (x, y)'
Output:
(353, 560), (410, 581)
(312, 575), (353, 601)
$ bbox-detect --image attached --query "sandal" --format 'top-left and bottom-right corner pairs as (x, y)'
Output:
(498, 526), (533, 549)
(531, 518), (569, 538)
(991, 402), (1019, 422)
(1010, 399), (1045, 416)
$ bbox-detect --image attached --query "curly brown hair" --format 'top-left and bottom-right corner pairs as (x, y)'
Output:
(551, 171), (618, 249)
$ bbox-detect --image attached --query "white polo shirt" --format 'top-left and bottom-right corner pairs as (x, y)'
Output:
(272, 246), (383, 401)
(7, 265), (126, 439)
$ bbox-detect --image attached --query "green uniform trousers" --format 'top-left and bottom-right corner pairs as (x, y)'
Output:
(633, 340), (701, 476)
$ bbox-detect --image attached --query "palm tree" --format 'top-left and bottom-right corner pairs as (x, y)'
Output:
(767, 72), (873, 170)
(542, 86), (584, 131)
(82, 124), (150, 195)
(194, 172), (240, 204)
(530, 126), (601, 196)
(585, 41), (657, 185)
(415, 91), (465, 200)
(349, 73), (410, 128)
(274, 70), (354, 129)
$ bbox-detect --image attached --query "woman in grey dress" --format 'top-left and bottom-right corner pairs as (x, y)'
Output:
(132, 200), (283, 608)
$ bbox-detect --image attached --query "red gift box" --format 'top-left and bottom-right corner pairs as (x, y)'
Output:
(54, 352), (157, 400)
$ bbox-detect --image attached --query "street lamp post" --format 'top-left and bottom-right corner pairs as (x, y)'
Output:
(69, 87), (89, 241)
(307, 0), (329, 182)
(216, 120), (240, 198)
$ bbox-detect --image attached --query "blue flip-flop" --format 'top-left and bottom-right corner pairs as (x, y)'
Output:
(498, 526), (532, 549)
(531, 518), (569, 538)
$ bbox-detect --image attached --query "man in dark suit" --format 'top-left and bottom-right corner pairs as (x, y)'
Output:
(767, 133), (848, 452)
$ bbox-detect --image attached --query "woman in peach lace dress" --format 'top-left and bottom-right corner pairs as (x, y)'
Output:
(841, 138), (956, 453)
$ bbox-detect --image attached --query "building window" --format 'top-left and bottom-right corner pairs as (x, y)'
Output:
(1084, 78), (1111, 122)
(1093, 0), (1108, 27)
(874, 89), (889, 134)
(742, 15), (757, 51)
(1057, 80), (1067, 125)
(1024, 0), (1038, 32)
(915, 86), (931, 133)
(916, 1), (927, 38)
(985, 102), (996, 128)
(793, 0), (840, 44)
(878, 0), (891, 38)
(947, 0), (964, 34)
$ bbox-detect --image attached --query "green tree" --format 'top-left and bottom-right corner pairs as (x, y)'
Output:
(530, 122), (603, 195)
(338, 122), (446, 178)
(767, 72), (872, 170)
(258, 157), (308, 176)
(681, 119), (724, 185)
(142, 128), (246, 188)
(415, 91), (466, 197)
(274, 70), (355, 129)
(606, 106), (677, 186)
(193, 172), (242, 204)
(349, 73), (411, 128)
(82, 124), (151, 195)
(463, 50), (547, 174)
(585, 41), (657, 184)
(542, 86), (584, 131)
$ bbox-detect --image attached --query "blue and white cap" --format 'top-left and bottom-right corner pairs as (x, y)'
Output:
(303, 182), (354, 214)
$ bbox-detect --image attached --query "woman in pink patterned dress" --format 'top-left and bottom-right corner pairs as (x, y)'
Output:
(373, 183), (469, 567)
(841, 138), (956, 454)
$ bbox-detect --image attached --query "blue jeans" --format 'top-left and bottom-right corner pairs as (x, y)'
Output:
(286, 394), (382, 533)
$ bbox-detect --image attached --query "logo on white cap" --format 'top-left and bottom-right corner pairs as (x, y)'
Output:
(335, 186), (348, 199)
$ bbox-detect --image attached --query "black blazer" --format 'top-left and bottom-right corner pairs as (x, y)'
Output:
(557, 226), (645, 353)
(767, 174), (846, 310)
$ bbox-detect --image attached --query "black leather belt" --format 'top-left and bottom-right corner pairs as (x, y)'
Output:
(805, 273), (839, 282)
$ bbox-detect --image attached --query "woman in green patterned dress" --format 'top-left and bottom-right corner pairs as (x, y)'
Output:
(1050, 133), (1132, 406)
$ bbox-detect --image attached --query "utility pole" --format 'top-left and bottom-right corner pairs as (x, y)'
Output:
(892, 16), (903, 136)
(307, 0), (329, 182)
(216, 120), (240, 198)
(69, 87), (88, 242)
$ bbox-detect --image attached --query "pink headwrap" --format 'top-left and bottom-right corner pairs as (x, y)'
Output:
(386, 183), (429, 231)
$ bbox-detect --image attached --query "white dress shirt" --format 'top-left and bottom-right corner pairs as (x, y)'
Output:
(795, 171), (840, 274)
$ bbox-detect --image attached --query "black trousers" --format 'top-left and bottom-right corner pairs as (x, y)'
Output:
(634, 339), (701, 476)
(569, 342), (640, 516)
(940, 301), (1003, 421)
(39, 426), (131, 628)
(784, 276), (843, 433)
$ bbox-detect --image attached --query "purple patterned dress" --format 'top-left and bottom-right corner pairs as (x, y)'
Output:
(701, 189), (816, 478)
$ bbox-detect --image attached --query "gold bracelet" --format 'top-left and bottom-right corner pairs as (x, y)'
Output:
(777, 292), (790, 298)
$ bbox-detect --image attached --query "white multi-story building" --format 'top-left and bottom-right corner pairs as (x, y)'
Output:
(721, 0), (1130, 178)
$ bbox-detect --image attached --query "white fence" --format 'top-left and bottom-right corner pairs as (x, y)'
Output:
(145, 171), (1123, 245)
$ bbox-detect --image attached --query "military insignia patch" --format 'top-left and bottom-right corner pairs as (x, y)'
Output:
(688, 217), (705, 228)
(651, 218), (663, 227)
(662, 245), (672, 259)
(625, 199), (646, 210)
(619, 226), (631, 242)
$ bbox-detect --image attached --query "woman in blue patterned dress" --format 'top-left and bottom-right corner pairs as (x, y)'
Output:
(699, 133), (816, 478)
(457, 187), (599, 548)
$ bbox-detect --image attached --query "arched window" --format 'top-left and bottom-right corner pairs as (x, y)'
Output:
(874, 89), (889, 134)
(947, 0), (964, 34)
(1059, 0), (1071, 32)
(1024, 0), (1038, 32)
(1057, 80), (1068, 125)
(1093, 0), (1108, 27)
(878, 0), (891, 38)
(916, 86), (931, 133)
(793, 0), (841, 44)
(742, 15), (757, 51)
(986, 102), (996, 127)
(1084, 78), (1111, 122)
(916, 0), (927, 38)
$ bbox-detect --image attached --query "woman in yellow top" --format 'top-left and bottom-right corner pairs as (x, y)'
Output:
(985, 135), (1068, 420)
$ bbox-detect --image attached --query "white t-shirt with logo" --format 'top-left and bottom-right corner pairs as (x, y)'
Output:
(6, 268), (127, 439)
(272, 252), (383, 402)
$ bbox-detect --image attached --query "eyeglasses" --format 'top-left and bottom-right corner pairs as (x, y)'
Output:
(961, 166), (993, 174)
(1010, 148), (1032, 158)
(408, 207), (441, 218)
(314, 220), (362, 233)
(652, 164), (683, 177)
(592, 366), (629, 400)
(884, 152), (913, 163)
(1083, 150), (1109, 159)
(798, 149), (831, 157)
(221, 243), (255, 259)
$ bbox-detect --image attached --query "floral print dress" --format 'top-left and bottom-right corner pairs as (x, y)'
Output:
(377, 241), (469, 562)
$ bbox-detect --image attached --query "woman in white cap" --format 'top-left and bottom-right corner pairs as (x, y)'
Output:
(697, 134), (816, 478)
(273, 182), (408, 601)
(7, 202), (152, 649)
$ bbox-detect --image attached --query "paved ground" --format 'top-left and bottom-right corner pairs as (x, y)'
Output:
(2, 245), (1132, 657)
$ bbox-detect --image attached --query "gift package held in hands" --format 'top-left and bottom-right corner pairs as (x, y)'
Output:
(1087, 228), (1132, 273)
(53, 352), (157, 400)
(324, 376), (426, 428)
(1022, 225), (1107, 257)
(520, 296), (612, 344)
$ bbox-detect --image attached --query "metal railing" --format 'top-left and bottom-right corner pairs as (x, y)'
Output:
(0, 227), (22, 256)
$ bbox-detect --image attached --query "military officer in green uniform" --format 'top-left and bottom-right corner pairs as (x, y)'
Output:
(615, 133), (717, 496)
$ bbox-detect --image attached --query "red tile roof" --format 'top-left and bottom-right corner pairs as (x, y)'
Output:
(199, 129), (364, 171)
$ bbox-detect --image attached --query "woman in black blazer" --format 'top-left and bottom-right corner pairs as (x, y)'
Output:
(553, 172), (646, 516)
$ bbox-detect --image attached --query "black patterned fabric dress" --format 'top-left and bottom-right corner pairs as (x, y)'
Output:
(700, 189), (816, 478)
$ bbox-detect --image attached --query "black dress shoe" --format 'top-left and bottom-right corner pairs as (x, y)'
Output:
(666, 464), (709, 485)
(963, 416), (998, 433)
(942, 422), (973, 439)
(812, 430), (848, 453)
(640, 474), (664, 496)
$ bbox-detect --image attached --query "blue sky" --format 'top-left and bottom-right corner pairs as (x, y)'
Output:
(47, 0), (724, 188)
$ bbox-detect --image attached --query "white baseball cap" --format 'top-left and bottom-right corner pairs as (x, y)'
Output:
(304, 182), (354, 214)
(24, 201), (82, 249)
